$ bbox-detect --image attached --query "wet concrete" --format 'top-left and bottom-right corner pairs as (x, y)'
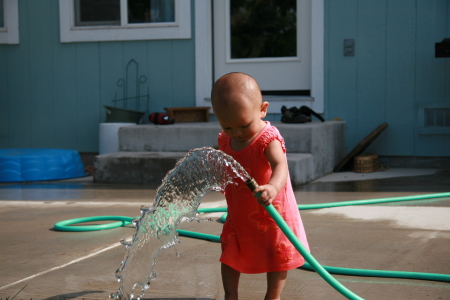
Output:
(0, 169), (449, 299)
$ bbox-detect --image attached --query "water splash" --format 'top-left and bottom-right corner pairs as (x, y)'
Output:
(111, 147), (251, 300)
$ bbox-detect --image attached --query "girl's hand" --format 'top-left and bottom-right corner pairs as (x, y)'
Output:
(253, 184), (278, 206)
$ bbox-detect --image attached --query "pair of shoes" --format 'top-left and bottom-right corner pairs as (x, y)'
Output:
(281, 106), (311, 123)
(298, 106), (325, 122)
(281, 106), (325, 123)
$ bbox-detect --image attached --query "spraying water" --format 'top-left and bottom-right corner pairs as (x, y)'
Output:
(111, 147), (251, 300)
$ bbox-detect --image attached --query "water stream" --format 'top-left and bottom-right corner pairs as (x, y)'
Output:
(110, 147), (251, 300)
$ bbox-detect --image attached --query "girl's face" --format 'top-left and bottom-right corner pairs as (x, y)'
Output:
(215, 99), (268, 144)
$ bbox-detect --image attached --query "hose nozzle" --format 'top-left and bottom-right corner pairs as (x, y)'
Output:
(246, 178), (262, 197)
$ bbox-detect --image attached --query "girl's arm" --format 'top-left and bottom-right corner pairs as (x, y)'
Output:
(253, 139), (288, 206)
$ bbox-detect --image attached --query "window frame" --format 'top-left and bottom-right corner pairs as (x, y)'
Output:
(0, 0), (19, 44)
(59, 0), (191, 43)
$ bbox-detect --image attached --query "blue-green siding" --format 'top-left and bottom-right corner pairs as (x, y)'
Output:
(0, 0), (195, 152)
(1, 0), (449, 157)
(325, 0), (450, 156)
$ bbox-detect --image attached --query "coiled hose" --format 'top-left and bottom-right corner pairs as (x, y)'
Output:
(54, 191), (450, 300)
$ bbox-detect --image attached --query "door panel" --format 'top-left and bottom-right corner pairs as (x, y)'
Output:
(213, 0), (311, 92)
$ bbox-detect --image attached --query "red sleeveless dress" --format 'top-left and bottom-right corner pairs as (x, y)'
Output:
(219, 122), (310, 274)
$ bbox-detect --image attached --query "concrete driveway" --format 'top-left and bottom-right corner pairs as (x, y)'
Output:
(0, 169), (449, 300)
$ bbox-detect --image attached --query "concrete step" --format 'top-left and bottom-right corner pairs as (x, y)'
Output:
(93, 151), (314, 186)
(118, 121), (345, 155)
(117, 121), (345, 178)
(94, 151), (185, 184)
(287, 153), (315, 185)
(94, 121), (345, 185)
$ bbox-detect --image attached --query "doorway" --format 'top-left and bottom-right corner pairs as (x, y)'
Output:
(194, 1), (324, 113)
(213, 0), (311, 94)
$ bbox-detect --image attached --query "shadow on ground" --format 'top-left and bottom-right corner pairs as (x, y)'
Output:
(41, 290), (103, 300)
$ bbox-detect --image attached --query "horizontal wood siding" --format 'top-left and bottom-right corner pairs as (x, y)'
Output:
(385, 0), (416, 156)
(414, 0), (450, 156)
(1, 1), (448, 157)
(0, 0), (195, 152)
(325, 0), (450, 157)
(326, 0), (358, 154)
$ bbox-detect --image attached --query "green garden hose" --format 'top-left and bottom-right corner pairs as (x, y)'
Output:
(299, 263), (450, 282)
(175, 222), (450, 284)
(174, 226), (450, 284)
(245, 178), (364, 300)
(54, 216), (134, 232)
(297, 192), (450, 210)
(264, 203), (364, 300)
(54, 191), (450, 300)
(217, 191), (450, 223)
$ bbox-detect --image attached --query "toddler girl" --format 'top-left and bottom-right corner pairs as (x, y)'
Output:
(211, 72), (310, 300)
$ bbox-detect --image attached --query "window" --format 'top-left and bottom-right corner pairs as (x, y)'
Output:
(59, 0), (190, 43)
(0, 0), (19, 44)
(230, 0), (297, 59)
(74, 0), (121, 27)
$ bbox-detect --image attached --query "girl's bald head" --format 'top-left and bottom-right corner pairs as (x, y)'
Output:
(211, 72), (263, 111)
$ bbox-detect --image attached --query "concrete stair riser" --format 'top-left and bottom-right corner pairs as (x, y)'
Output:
(94, 121), (346, 186)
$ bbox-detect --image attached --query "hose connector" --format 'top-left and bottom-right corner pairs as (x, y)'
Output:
(245, 178), (259, 192)
(246, 178), (262, 197)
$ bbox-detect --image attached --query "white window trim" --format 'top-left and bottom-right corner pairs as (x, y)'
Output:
(0, 0), (19, 44)
(59, 0), (191, 43)
(194, 0), (324, 114)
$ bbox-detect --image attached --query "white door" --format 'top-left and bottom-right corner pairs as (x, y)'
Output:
(213, 0), (311, 94)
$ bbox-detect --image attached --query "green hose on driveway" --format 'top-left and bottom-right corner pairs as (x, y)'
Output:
(264, 203), (364, 300)
(54, 191), (450, 300)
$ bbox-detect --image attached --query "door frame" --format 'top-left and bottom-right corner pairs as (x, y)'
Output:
(194, 0), (324, 114)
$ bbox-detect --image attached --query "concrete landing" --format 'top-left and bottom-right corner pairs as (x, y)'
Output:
(94, 121), (346, 186)
(1, 171), (449, 299)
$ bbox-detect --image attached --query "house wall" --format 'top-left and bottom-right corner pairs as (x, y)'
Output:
(0, 0), (195, 152)
(1, 0), (449, 159)
(324, 0), (450, 157)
